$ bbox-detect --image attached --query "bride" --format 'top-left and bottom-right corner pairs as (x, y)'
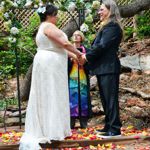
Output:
(19, 4), (82, 150)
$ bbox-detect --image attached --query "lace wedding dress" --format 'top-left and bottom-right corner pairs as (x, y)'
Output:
(19, 22), (71, 150)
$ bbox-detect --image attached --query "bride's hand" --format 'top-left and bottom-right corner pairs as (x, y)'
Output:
(75, 49), (83, 59)
(78, 54), (87, 65)
(71, 54), (78, 62)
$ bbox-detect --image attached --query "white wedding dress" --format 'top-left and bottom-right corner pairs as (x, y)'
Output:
(19, 22), (71, 150)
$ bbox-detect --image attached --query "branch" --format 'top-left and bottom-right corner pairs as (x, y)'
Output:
(19, 47), (34, 58)
(119, 0), (150, 18)
(120, 87), (150, 99)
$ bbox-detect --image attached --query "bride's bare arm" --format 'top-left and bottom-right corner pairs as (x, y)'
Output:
(68, 51), (77, 60)
(44, 24), (82, 57)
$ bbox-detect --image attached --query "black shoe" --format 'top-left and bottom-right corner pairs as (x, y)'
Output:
(80, 117), (88, 129)
(97, 131), (121, 138)
(71, 118), (76, 129)
(95, 127), (109, 134)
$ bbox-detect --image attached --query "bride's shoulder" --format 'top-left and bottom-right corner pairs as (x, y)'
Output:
(42, 22), (56, 28)
(62, 32), (68, 39)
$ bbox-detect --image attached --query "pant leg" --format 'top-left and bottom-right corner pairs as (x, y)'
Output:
(97, 74), (122, 133)
(97, 75), (109, 130)
(80, 117), (88, 128)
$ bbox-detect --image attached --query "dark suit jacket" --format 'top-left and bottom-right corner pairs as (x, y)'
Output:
(86, 21), (122, 75)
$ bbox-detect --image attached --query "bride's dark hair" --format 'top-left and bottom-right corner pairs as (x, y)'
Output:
(38, 4), (58, 22)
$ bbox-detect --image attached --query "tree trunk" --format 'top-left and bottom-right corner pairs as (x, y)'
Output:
(19, 64), (32, 101)
(119, 0), (150, 18)
(62, 18), (79, 37)
(133, 15), (138, 38)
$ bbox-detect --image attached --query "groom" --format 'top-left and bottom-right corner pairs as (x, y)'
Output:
(78, 1), (123, 138)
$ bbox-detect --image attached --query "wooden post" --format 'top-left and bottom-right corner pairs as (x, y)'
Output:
(133, 15), (137, 38)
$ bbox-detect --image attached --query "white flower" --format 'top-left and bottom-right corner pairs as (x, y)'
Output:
(85, 9), (92, 16)
(47, 2), (52, 5)
(13, 2), (18, 7)
(10, 27), (19, 35)
(0, 6), (3, 9)
(1, 1), (5, 6)
(4, 12), (9, 19)
(85, 14), (93, 23)
(92, 1), (100, 9)
(24, 0), (32, 7)
(36, 6), (46, 14)
(0, 6), (4, 12)
(39, 2), (43, 7)
(17, 0), (21, 4)
(68, 2), (76, 12)
(80, 23), (89, 32)
(34, 4), (38, 8)
(8, 37), (17, 43)
(4, 20), (12, 26)
(4, 20), (12, 30)
(14, 0), (19, 5)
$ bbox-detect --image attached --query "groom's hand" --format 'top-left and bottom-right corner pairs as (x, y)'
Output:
(78, 54), (87, 65)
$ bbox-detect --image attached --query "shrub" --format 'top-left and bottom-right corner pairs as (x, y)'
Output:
(137, 12), (150, 37)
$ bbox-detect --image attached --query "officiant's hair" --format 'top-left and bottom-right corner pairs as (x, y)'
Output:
(38, 4), (58, 22)
(72, 30), (85, 42)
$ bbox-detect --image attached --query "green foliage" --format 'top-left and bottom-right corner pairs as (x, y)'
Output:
(136, 13), (150, 37)
(124, 27), (134, 40)
(0, 50), (16, 76)
(19, 50), (34, 74)
(17, 12), (39, 50)
(0, 75), (6, 94)
(15, 0), (26, 7)
(76, 0), (85, 9)
(123, 12), (150, 40)
(0, 37), (8, 50)
(0, 13), (39, 78)
(0, 6), (40, 96)
(57, 11), (66, 27)
(24, 12), (40, 36)
(0, 98), (18, 110)
(0, 49), (33, 76)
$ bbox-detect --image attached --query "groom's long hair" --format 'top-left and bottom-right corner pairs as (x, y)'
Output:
(99, 0), (123, 39)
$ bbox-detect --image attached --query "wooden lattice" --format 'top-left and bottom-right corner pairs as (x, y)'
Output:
(94, 20), (101, 30)
(121, 17), (134, 27)
(0, 19), (5, 31)
(14, 9), (35, 27)
(116, 0), (134, 5)
(0, 9), (35, 31)
(58, 11), (78, 29)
